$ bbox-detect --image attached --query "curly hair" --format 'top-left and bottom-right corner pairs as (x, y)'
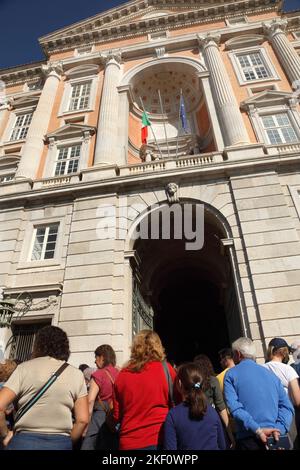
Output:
(126, 330), (166, 372)
(193, 354), (215, 392)
(94, 344), (116, 367)
(0, 359), (17, 382)
(32, 326), (70, 362)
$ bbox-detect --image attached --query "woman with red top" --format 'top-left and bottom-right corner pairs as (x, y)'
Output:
(113, 330), (177, 450)
(81, 344), (119, 450)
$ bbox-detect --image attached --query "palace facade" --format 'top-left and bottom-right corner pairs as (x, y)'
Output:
(1, 0), (300, 366)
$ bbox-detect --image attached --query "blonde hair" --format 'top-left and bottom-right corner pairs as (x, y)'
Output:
(266, 345), (289, 362)
(0, 359), (17, 382)
(126, 330), (166, 372)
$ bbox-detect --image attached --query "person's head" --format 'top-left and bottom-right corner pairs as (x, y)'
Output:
(127, 330), (165, 372)
(291, 339), (300, 365)
(78, 363), (89, 373)
(231, 337), (256, 364)
(266, 338), (293, 364)
(193, 354), (215, 392)
(218, 348), (235, 370)
(32, 326), (70, 361)
(94, 344), (116, 369)
(83, 367), (95, 387)
(0, 359), (17, 382)
(177, 363), (207, 420)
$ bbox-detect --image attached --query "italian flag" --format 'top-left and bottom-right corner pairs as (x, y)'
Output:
(141, 111), (151, 144)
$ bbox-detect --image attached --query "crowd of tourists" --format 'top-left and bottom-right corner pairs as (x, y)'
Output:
(0, 325), (299, 451)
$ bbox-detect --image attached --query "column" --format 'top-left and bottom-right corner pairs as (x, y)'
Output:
(198, 34), (250, 147)
(264, 19), (300, 89)
(0, 97), (11, 139)
(94, 52), (122, 165)
(16, 63), (63, 180)
(117, 85), (130, 165)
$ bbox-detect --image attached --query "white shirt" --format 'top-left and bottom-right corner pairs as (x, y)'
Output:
(262, 361), (299, 394)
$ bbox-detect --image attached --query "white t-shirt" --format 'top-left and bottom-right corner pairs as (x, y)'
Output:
(262, 361), (299, 394)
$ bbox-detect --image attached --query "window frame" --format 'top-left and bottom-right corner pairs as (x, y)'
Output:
(29, 223), (60, 262)
(59, 74), (98, 117)
(260, 112), (299, 145)
(54, 144), (81, 177)
(68, 81), (92, 112)
(9, 112), (33, 142)
(229, 46), (280, 86)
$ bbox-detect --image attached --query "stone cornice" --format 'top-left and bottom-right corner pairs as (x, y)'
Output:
(39, 0), (279, 56)
(0, 62), (44, 86)
(0, 151), (299, 209)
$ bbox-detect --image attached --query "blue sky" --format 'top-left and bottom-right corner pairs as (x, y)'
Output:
(0, 0), (299, 69)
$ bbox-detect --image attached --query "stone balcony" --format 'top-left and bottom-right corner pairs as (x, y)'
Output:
(0, 142), (300, 197)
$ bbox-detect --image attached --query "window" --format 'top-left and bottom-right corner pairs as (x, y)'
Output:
(55, 145), (81, 176)
(9, 321), (51, 362)
(31, 224), (59, 261)
(68, 82), (92, 111)
(237, 52), (270, 81)
(0, 174), (14, 183)
(75, 45), (93, 56)
(149, 31), (168, 41)
(261, 113), (298, 145)
(227, 17), (247, 26)
(10, 113), (32, 141)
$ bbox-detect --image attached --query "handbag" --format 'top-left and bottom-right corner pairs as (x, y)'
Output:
(98, 369), (118, 434)
(162, 360), (175, 408)
(14, 362), (69, 426)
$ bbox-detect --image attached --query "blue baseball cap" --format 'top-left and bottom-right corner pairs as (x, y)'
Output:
(269, 337), (295, 353)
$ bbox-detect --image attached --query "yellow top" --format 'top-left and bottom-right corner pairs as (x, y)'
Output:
(216, 367), (229, 393)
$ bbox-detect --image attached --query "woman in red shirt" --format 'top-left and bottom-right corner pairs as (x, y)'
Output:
(113, 330), (176, 450)
(81, 344), (119, 450)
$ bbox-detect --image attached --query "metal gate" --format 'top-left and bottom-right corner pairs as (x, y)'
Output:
(132, 281), (154, 338)
(9, 322), (51, 362)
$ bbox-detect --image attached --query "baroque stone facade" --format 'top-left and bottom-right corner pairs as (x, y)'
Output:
(1, 0), (300, 365)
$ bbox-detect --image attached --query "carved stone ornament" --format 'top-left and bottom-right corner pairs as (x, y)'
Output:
(166, 182), (179, 204)
(42, 62), (64, 79)
(102, 50), (122, 66)
(197, 33), (221, 49)
(263, 19), (288, 38)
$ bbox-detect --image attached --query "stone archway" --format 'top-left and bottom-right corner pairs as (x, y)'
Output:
(126, 200), (247, 369)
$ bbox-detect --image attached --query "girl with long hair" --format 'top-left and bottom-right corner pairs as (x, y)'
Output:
(113, 330), (176, 450)
(164, 363), (226, 450)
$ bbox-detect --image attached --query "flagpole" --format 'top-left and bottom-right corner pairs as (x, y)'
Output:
(175, 89), (183, 159)
(140, 97), (163, 160)
(158, 89), (170, 159)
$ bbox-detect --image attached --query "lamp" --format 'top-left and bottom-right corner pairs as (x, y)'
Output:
(0, 292), (33, 328)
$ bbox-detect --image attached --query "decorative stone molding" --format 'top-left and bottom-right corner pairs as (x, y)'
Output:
(41, 62), (64, 80)
(101, 50), (123, 67)
(197, 33), (221, 49)
(263, 19), (288, 39)
(155, 47), (165, 58)
(224, 34), (264, 51)
(166, 182), (179, 203)
(39, 0), (279, 55)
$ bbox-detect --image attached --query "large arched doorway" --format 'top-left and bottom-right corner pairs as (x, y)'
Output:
(130, 202), (245, 371)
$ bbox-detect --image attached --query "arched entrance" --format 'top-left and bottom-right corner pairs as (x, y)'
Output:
(129, 202), (245, 370)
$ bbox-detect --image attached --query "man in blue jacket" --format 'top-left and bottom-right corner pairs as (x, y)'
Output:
(224, 337), (294, 450)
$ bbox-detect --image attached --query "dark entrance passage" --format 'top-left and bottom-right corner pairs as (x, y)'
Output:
(154, 271), (230, 370)
(132, 204), (243, 371)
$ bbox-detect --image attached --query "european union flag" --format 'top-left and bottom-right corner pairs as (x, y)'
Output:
(180, 94), (189, 133)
